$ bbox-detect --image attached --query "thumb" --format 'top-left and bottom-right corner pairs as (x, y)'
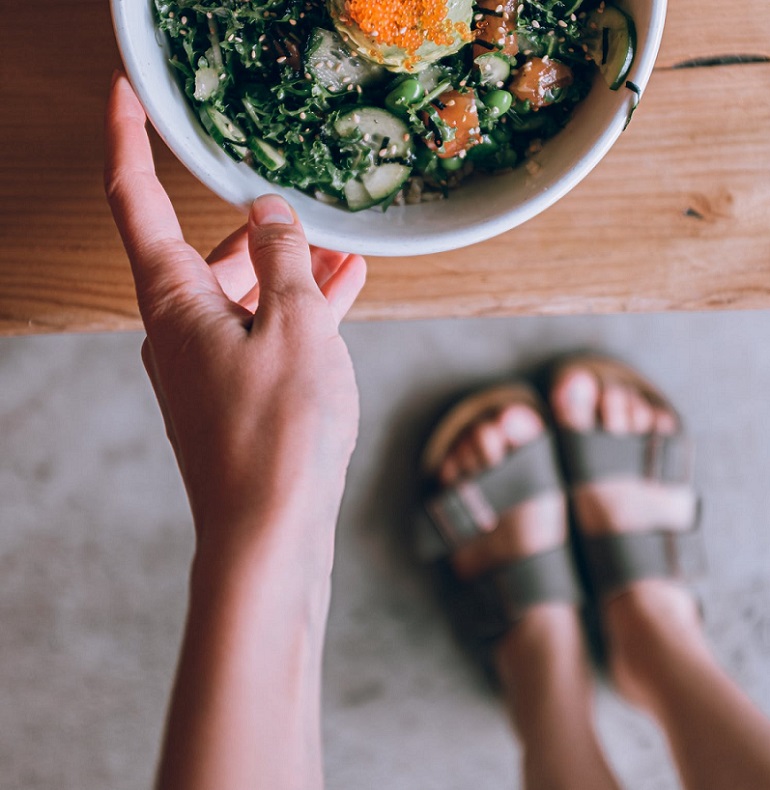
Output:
(247, 194), (316, 311)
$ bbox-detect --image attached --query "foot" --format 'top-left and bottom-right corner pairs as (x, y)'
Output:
(438, 396), (621, 789)
(435, 398), (578, 668)
(437, 399), (567, 582)
(550, 361), (702, 708)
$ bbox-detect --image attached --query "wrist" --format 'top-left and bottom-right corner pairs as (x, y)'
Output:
(190, 509), (336, 611)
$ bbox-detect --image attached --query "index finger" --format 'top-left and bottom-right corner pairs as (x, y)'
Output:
(104, 72), (185, 260)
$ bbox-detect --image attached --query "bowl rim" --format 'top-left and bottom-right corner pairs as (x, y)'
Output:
(110, 0), (667, 256)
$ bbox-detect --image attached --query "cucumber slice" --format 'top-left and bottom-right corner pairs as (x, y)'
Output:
(227, 143), (250, 161)
(193, 67), (222, 102)
(249, 137), (286, 171)
(414, 64), (447, 94)
(360, 163), (411, 200)
(584, 5), (636, 90)
(343, 163), (411, 211)
(199, 105), (247, 146)
(343, 177), (378, 211)
(305, 28), (386, 93)
(334, 107), (414, 159)
(475, 52), (511, 87)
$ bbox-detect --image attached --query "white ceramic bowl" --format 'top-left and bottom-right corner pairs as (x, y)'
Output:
(111, 0), (666, 256)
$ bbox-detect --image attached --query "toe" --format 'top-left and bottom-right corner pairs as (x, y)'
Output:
(470, 419), (508, 468)
(498, 403), (543, 450)
(628, 389), (655, 434)
(454, 437), (483, 479)
(438, 455), (460, 486)
(600, 384), (631, 434)
(653, 407), (678, 435)
(550, 368), (599, 432)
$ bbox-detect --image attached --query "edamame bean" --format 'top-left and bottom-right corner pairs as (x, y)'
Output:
(385, 78), (425, 113)
(483, 89), (513, 118)
(441, 155), (464, 172)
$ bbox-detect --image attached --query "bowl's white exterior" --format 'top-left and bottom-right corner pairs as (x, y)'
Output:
(111, 0), (666, 256)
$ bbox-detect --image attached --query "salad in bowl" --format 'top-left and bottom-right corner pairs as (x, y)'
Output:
(111, 0), (664, 254)
(154, 0), (637, 211)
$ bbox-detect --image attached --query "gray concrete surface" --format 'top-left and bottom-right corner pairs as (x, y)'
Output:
(2, 311), (770, 790)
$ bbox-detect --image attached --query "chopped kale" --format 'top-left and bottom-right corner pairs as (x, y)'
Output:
(154, 0), (620, 208)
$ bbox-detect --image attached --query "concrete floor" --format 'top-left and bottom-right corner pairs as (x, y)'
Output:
(3, 311), (770, 790)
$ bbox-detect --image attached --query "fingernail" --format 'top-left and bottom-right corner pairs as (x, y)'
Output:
(251, 194), (294, 225)
(111, 68), (121, 87)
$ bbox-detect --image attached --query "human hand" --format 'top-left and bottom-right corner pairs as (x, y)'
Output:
(104, 73), (367, 573)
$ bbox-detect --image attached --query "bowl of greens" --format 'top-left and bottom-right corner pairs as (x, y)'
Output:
(111, 0), (666, 256)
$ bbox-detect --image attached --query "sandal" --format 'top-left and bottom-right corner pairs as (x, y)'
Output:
(417, 382), (584, 652)
(546, 354), (706, 605)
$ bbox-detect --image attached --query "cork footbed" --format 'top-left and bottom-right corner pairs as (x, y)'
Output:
(420, 383), (548, 478)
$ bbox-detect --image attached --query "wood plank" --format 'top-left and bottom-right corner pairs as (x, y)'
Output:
(0, 0), (769, 334)
(658, 0), (770, 68)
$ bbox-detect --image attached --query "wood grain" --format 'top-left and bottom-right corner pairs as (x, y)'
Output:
(0, 0), (769, 334)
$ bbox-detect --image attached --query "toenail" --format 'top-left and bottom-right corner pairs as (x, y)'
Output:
(565, 372), (595, 402)
(501, 408), (540, 443)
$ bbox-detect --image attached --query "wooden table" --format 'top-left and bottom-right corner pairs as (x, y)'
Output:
(1, 1), (769, 334)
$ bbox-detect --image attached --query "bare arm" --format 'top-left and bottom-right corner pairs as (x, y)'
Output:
(104, 72), (366, 790)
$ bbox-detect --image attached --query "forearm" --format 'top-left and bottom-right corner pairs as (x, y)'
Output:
(155, 518), (333, 790)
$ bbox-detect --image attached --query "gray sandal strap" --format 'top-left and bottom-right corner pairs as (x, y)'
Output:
(583, 511), (706, 600)
(419, 434), (563, 559)
(560, 430), (694, 485)
(488, 545), (584, 621)
(460, 546), (583, 641)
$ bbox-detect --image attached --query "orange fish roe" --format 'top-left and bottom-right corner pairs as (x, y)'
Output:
(343, 0), (467, 55)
